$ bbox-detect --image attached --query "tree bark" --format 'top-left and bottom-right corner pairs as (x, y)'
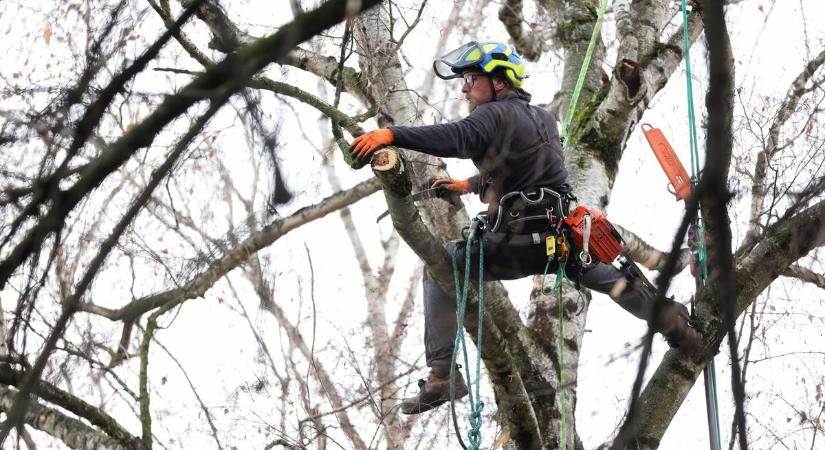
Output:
(0, 387), (131, 450)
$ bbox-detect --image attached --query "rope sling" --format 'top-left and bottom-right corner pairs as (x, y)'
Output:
(449, 217), (486, 450)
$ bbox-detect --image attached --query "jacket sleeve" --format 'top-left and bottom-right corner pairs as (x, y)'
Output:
(389, 104), (500, 159)
(467, 174), (482, 194)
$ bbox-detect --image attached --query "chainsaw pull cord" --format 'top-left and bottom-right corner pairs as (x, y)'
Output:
(449, 217), (485, 450)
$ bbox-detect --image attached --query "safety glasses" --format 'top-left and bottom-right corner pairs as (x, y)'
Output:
(462, 72), (486, 89)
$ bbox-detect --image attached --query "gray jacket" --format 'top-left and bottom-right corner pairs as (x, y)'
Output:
(389, 89), (570, 211)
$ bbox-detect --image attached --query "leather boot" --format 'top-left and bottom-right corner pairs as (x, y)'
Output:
(400, 365), (468, 415)
(656, 302), (703, 355)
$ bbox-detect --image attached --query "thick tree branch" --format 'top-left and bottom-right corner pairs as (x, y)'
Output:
(180, 0), (254, 52)
(0, 386), (129, 450)
(631, 198), (825, 448)
(281, 48), (375, 105)
(577, 9), (703, 181)
(0, 365), (139, 448)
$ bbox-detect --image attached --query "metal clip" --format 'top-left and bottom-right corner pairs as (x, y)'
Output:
(579, 213), (593, 265)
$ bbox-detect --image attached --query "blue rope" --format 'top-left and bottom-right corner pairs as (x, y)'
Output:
(449, 218), (485, 450)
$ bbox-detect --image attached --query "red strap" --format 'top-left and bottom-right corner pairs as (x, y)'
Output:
(641, 123), (692, 201)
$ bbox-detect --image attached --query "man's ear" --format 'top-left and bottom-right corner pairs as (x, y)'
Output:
(493, 77), (508, 92)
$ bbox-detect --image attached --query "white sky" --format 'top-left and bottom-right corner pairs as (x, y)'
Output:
(1, 0), (824, 449)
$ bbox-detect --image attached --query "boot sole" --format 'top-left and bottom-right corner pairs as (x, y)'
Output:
(399, 385), (469, 415)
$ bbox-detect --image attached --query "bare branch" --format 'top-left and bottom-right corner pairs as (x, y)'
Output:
(783, 263), (825, 290)
(0, 101), (223, 443)
(499, 0), (545, 60)
(178, 0), (374, 104)
(614, 224), (690, 272)
(700, 2), (746, 446)
(247, 260), (369, 450)
(146, 0), (214, 67)
(743, 47), (825, 249)
(0, 0), (383, 290)
(78, 178), (381, 322)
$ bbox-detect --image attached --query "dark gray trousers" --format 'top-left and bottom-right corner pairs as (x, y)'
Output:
(423, 230), (660, 367)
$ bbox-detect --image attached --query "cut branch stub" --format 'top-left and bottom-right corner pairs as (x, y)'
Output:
(371, 149), (411, 197)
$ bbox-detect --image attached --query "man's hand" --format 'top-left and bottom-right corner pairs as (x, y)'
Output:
(350, 129), (394, 159)
(431, 178), (473, 194)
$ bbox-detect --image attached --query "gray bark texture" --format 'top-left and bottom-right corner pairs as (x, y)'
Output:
(0, 387), (130, 450)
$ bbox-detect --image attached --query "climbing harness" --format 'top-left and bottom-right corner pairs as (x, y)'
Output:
(449, 217), (486, 450)
(489, 187), (571, 233)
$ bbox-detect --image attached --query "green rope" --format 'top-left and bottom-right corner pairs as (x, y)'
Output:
(552, 8), (610, 436)
(539, 239), (583, 450)
(556, 261), (568, 450)
(560, 0), (610, 143)
(681, 2), (721, 448)
(449, 218), (485, 450)
(680, 0), (701, 181)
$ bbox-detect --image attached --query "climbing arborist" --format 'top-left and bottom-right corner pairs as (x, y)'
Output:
(350, 40), (702, 415)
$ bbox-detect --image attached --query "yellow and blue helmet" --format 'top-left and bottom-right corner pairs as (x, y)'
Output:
(433, 40), (527, 88)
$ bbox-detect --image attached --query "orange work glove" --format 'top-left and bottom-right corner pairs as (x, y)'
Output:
(350, 128), (394, 159)
(431, 178), (473, 194)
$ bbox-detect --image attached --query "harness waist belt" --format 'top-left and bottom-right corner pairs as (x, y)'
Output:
(488, 187), (571, 234)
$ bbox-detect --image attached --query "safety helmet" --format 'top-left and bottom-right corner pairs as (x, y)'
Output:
(433, 40), (527, 88)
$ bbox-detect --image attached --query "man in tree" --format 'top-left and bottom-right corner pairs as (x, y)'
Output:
(350, 41), (701, 414)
